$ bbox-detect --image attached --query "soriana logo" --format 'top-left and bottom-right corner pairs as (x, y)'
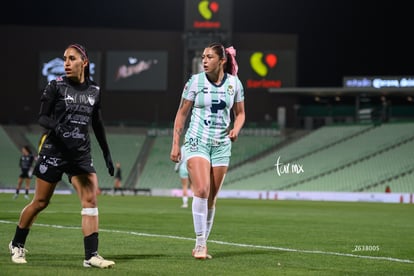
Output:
(250, 52), (277, 77)
(194, 0), (221, 29)
(198, 0), (219, 19)
(247, 52), (282, 88)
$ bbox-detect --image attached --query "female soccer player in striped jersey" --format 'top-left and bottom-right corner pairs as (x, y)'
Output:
(170, 42), (245, 259)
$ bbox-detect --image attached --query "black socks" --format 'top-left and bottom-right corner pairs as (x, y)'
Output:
(13, 226), (30, 247)
(84, 232), (99, 260)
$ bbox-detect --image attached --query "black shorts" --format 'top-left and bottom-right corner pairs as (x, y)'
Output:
(19, 169), (31, 179)
(33, 154), (96, 183)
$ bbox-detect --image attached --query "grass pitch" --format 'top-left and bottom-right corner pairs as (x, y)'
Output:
(0, 193), (413, 275)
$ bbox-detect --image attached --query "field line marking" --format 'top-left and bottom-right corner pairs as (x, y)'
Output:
(1, 220), (412, 264)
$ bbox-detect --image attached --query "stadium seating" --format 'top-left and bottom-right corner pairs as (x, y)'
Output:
(0, 126), (21, 188)
(223, 122), (414, 193)
(224, 124), (372, 185)
(138, 136), (179, 190)
(90, 133), (146, 189)
(1, 122), (413, 194)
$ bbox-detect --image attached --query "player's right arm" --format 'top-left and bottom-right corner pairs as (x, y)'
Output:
(170, 98), (192, 163)
(38, 81), (58, 130)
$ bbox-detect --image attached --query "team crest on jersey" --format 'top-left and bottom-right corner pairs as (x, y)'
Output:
(227, 85), (234, 95)
(88, 95), (95, 105)
(39, 164), (48, 174)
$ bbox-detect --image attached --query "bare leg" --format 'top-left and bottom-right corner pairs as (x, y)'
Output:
(71, 174), (99, 236)
(10, 177), (57, 252)
(18, 178), (57, 228)
(71, 173), (115, 267)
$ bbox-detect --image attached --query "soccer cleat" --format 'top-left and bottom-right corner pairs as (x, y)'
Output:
(24, 195), (30, 200)
(192, 245), (208, 259)
(12, 194), (18, 200)
(181, 204), (188, 208)
(83, 255), (115, 268)
(9, 241), (28, 264)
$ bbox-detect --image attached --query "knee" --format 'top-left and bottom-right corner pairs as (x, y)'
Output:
(193, 186), (209, 198)
(82, 194), (97, 207)
(85, 196), (96, 204)
(33, 199), (50, 211)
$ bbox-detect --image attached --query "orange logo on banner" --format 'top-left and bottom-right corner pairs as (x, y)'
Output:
(247, 52), (281, 88)
(198, 0), (219, 20)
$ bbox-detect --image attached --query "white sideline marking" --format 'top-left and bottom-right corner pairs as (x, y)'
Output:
(1, 220), (412, 264)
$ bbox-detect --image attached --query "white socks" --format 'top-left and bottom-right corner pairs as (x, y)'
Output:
(192, 196), (207, 246)
(182, 196), (188, 205)
(206, 208), (216, 240)
(192, 196), (217, 246)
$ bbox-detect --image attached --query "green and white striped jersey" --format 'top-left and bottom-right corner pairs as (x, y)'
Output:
(182, 72), (244, 145)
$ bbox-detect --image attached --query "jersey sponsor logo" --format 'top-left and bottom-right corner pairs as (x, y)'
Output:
(64, 95), (75, 104)
(44, 156), (60, 167)
(211, 99), (226, 113)
(199, 87), (208, 94)
(204, 120), (226, 127)
(64, 93), (97, 106)
(62, 127), (86, 141)
(67, 114), (90, 125)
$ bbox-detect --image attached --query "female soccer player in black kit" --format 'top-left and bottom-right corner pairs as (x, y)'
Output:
(9, 43), (115, 269)
(13, 145), (35, 200)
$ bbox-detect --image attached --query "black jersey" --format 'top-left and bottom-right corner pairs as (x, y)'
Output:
(38, 76), (110, 159)
(115, 168), (122, 180)
(20, 154), (34, 171)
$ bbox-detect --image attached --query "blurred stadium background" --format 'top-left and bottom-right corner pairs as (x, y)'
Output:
(1, 1), (413, 202)
(2, 120), (413, 201)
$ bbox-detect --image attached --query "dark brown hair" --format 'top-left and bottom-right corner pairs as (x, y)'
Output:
(66, 43), (91, 80)
(207, 42), (238, 75)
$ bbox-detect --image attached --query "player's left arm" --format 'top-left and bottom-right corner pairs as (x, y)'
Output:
(92, 106), (114, 176)
(229, 100), (245, 142)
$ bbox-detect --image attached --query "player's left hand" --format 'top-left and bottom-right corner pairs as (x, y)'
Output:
(104, 153), (115, 176)
(228, 129), (239, 142)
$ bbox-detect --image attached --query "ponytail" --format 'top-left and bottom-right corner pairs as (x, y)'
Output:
(225, 46), (238, 76)
(207, 42), (239, 76)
